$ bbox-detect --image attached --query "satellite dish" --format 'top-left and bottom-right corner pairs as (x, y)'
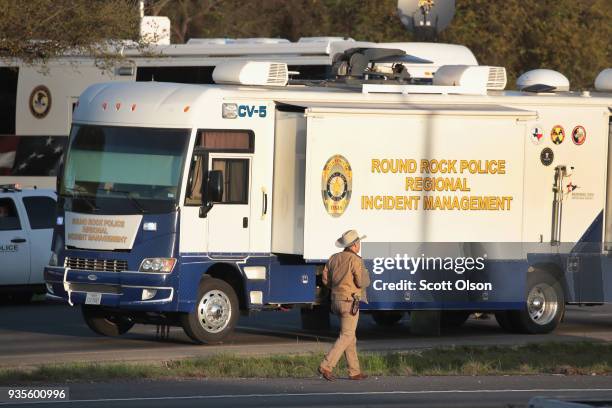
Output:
(397, 0), (455, 34)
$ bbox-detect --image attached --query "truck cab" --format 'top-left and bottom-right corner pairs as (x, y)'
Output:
(43, 79), (276, 342)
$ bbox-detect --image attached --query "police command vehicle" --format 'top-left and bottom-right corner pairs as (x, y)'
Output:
(44, 52), (612, 343)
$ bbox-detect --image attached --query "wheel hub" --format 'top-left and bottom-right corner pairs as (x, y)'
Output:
(527, 283), (558, 326)
(197, 290), (232, 334)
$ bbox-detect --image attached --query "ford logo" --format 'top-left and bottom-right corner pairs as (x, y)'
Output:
(87, 274), (98, 281)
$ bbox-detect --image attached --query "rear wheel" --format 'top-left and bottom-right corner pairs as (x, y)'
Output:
(181, 277), (239, 344)
(510, 271), (565, 334)
(82, 306), (135, 336)
(371, 311), (404, 327)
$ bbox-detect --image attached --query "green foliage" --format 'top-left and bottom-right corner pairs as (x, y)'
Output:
(148, 0), (411, 44)
(1, 342), (611, 383)
(153, 0), (610, 90)
(1, 0), (609, 88)
(440, 0), (612, 89)
(0, 0), (141, 63)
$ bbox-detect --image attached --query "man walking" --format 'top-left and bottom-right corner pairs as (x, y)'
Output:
(318, 230), (370, 381)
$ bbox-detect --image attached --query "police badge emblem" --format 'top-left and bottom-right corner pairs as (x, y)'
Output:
(29, 85), (52, 119)
(321, 155), (352, 217)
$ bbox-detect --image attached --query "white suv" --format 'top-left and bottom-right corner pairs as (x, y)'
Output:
(0, 185), (56, 302)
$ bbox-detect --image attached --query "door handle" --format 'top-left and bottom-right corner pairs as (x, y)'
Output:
(262, 191), (268, 216)
(11, 238), (26, 243)
(243, 217), (248, 228)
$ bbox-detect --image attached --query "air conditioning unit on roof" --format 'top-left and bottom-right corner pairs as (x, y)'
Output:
(433, 65), (507, 91)
(213, 61), (288, 86)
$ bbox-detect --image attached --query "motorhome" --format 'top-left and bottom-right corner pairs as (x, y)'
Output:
(44, 56), (612, 343)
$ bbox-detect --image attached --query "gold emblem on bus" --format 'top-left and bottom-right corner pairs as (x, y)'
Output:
(321, 155), (352, 217)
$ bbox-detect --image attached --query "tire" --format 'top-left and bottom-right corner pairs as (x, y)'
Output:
(300, 304), (331, 330)
(509, 271), (565, 334)
(372, 311), (404, 327)
(440, 311), (471, 329)
(82, 305), (135, 336)
(181, 277), (239, 344)
(495, 311), (518, 332)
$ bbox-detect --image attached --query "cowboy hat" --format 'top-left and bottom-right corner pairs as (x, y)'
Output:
(335, 229), (367, 248)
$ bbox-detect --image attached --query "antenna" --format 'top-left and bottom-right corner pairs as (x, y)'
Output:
(397, 0), (455, 40)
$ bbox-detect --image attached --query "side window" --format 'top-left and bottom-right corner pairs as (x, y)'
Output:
(0, 198), (21, 231)
(212, 158), (249, 204)
(22, 196), (56, 229)
(184, 129), (254, 206)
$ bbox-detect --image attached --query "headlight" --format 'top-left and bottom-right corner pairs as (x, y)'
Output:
(138, 258), (176, 273)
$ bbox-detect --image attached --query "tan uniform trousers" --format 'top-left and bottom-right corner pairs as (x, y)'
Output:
(320, 300), (360, 376)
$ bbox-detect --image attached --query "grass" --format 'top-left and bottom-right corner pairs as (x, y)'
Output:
(1, 342), (610, 384)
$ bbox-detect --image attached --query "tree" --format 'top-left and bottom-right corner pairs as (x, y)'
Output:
(440, 0), (612, 90)
(151, 0), (610, 90)
(149, 0), (410, 43)
(3, 0), (608, 89)
(0, 0), (141, 64)
(148, 0), (224, 44)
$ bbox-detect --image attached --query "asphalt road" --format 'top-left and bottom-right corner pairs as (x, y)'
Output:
(1, 376), (612, 408)
(0, 300), (610, 368)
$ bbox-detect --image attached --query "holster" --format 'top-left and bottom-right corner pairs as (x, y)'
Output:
(350, 293), (360, 316)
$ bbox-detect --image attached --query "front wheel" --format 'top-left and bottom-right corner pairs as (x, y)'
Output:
(181, 277), (239, 344)
(510, 271), (565, 334)
(82, 306), (135, 336)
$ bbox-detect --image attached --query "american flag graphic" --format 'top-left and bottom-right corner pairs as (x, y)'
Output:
(0, 135), (66, 176)
(0, 135), (18, 175)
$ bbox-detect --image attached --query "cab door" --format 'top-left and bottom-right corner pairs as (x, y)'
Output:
(21, 195), (56, 284)
(0, 197), (31, 285)
(206, 153), (251, 254)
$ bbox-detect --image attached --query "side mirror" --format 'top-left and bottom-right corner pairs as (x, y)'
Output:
(199, 169), (224, 218)
(208, 170), (224, 203)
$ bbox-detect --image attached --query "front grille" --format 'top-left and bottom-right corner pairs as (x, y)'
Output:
(64, 257), (128, 272)
(68, 283), (122, 294)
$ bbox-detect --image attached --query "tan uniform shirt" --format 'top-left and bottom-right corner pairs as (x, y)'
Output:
(322, 250), (370, 302)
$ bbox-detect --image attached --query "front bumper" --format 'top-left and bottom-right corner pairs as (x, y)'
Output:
(45, 266), (175, 310)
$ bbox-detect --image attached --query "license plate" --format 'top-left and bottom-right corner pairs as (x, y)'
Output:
(85, 292), (102, 305)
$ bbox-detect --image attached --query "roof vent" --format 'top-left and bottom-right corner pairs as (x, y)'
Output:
(486, 66), (507, 90)
(433, 65), (506, 91)
(516, 69), (569, 92)
(213, 61), (288, 86)
(594, 68), (612, 92)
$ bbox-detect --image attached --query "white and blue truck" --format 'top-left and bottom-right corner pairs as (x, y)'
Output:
(45, 54), (612, 343)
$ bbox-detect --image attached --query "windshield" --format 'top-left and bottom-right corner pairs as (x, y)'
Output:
(60, 125), (190, 214)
